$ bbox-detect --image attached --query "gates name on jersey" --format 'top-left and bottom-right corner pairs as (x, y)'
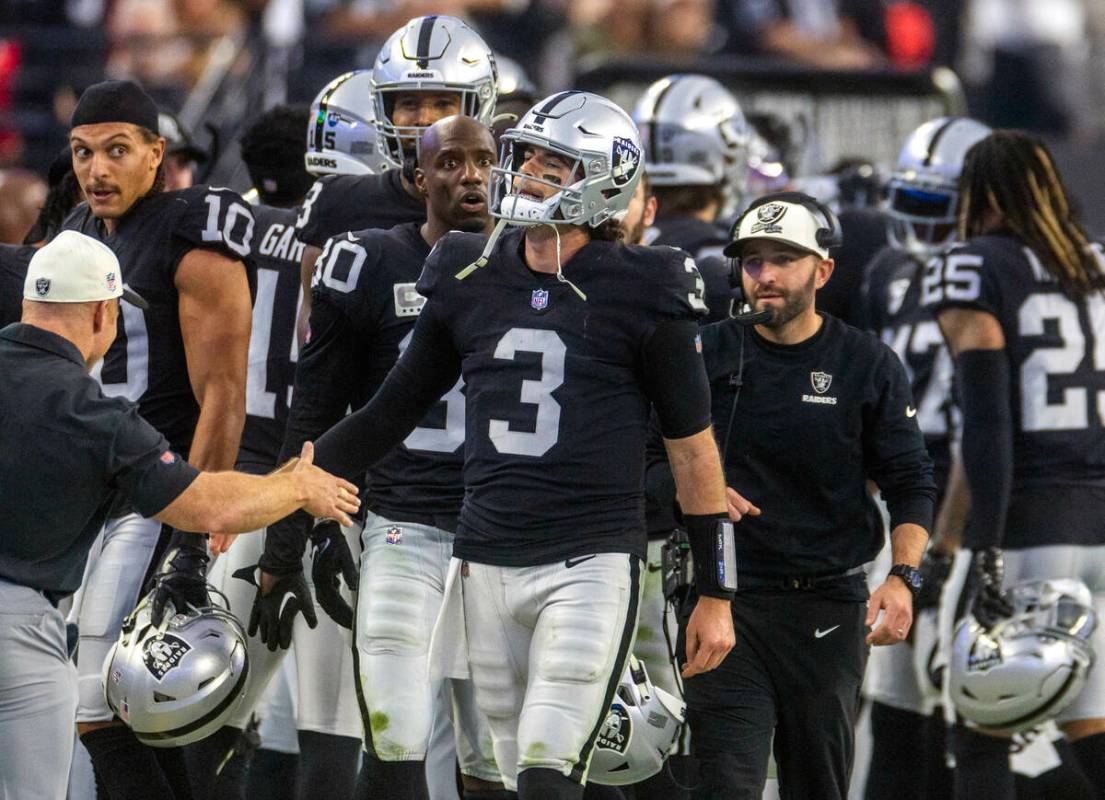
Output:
(64, 186), (256, 454)
(238, 204), (303, 471)
(922, 233), (1105, 493)
(416, 227), (707, 566)
(296, 221), (463, 518)
(294, 170), (424, 249)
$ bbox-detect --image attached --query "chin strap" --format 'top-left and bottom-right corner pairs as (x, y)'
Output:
(551, 223), (587, 301)
(455, 218), (508, 280)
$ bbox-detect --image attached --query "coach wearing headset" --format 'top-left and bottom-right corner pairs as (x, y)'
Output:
(675, 192), (936, 799)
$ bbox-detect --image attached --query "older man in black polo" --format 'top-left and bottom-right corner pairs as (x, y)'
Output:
(0, 231), (359, 799)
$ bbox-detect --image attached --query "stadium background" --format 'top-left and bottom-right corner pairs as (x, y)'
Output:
(2, 2), (1104, 797)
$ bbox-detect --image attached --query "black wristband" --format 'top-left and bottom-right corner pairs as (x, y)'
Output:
(685, 512), (737, 599)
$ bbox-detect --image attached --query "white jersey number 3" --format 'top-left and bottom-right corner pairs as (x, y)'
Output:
(489, 328), (566, 457)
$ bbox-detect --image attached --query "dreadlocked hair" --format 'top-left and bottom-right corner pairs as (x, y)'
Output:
(958, 130), (1105, 296)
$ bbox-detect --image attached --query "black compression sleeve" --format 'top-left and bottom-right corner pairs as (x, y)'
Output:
(311, 310), (461, 481)
(957, 349), (1013, 550)
(259, 309), (461, 574)
(642, 319), (712, 439)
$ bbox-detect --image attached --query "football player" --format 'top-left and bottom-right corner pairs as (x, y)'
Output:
(861, 116), (989, 800)
(633, 74), (748, 322)
(293, 16), (498, 339)
(263, 91), (737, 800)
(252, 115), (504, 800)
(923, 130), (1105, 799)
(188, 103), (318, 798)
(62, 79), (255, 798)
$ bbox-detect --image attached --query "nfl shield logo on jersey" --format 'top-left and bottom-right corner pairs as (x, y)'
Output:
(531, 289), (550, 310)
(810, 371), (833, 394)
(35, 277), (50, 297)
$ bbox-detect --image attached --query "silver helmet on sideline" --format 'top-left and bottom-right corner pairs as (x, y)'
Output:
(102, 589), (249, 747)
(588, 656), (686, 785)
(949, 578), (1097, 731)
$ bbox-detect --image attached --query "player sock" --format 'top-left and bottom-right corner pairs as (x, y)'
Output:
(1070, 732), (1105, 798)
(865, 701), (930, 799)
(183, 725), (242, 797)
(952, 726), (1015, 800)
(356, 750), (429, 800)
(462, 790), (516, 799)
(297, 730), (361, 799)
(81, 725), (175, 799)
(245, 748), (299, 800)
(153, 746), (195, 800)
(581, 783), (626, 798)
(517, 768), (584, 800)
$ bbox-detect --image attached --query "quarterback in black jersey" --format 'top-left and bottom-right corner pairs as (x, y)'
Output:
(256, 116), (504, 800)
(925, 131), (1105, 800)
(293, 16), (498, 341)
(270, 93), (735, 800)
(61, 80), (255, 798)
(0, 244), (33, 327)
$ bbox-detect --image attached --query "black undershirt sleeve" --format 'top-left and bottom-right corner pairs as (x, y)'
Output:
(258, 306), (461, 574)
(956, 349), (1013, 551)
(641, 319), (713, 439)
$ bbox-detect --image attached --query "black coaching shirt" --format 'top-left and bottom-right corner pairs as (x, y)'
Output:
(0, 324), (198, 594)
(703, 313), (935, 584)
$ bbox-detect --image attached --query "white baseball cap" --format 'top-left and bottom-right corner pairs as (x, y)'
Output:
(724, 197), (836, 260)
(24, 231), (147, 309)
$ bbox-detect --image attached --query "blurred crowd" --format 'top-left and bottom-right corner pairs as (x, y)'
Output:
(2, 0), (1105, 242)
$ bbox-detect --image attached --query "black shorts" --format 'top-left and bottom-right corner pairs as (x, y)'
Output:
(682, 587), (869, 800)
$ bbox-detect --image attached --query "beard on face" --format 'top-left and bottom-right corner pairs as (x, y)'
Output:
(749, 267), (817, 328)
(456, 216), (488, 233)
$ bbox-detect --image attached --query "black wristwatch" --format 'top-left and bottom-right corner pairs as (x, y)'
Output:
(889, 564), (923, 596)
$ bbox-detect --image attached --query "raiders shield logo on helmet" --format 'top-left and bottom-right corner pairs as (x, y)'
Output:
(35, 277), (50, 297)
(596, 703), (632, 754)
(143, 634), (192, 681)
(810, 371), (833, 394)
(611, 137), (641, 187)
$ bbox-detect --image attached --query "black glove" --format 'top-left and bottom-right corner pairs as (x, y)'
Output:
(150, 533), (210, 625)
(233, 566), (318, 651)
(969, 546), (1014, 629)
(310, 519), (359, 629)
(914, 548), (953, 613)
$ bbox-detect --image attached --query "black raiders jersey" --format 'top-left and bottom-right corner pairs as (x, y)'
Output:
(415, 227), (708, 565)
(865, 246), (954, 495)
(281, 221), (463, 519)
(237, 204), (303, 472)
(922, 233), (1105, 489)
(64, 186), (256, 454)
(647, 214), (732, 322)
(294, 169), (425, 249)
(0, 244), (33, 328)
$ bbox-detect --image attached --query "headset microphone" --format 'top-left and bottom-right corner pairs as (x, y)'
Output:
(733, 308), (772, 326)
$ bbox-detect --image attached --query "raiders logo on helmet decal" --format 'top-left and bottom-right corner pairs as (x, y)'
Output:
(596, 703), (632, 754)
(143, 634), (192, 681)
(611, 136), (641, 187)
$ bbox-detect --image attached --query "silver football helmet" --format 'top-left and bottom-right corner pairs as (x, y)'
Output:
(306, 70), (394, 177)
(589, 656), (686, 786)
(491, 90), (643, 228)
(886, 117), (991, 258)
(633, 74), (750, 217)
(949, 578), (1097, 732)
(102, 589), (249, 747)
(372, 15), (498, 164)
(495, 55), (537, 103)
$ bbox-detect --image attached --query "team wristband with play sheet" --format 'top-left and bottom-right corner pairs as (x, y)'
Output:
(685, 513), (738, 599)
